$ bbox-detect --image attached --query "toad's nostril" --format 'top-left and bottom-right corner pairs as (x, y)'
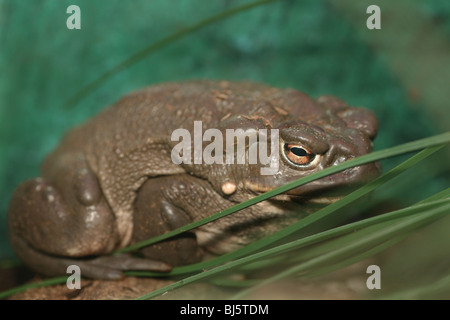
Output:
(322, 136), (381, 184)
(323, 138), (356, 167)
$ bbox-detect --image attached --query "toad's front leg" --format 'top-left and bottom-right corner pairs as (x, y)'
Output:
(131, 175), (210, 267)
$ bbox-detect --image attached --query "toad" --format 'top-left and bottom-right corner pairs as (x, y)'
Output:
(8, 80), (380, 279)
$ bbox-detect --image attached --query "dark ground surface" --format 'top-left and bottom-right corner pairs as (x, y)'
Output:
(5, 261), (373, 300)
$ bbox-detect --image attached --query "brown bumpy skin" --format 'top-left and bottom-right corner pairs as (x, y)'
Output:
(8, 80), (381, 279)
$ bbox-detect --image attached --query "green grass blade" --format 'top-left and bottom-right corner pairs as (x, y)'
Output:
(120, 143), (448, 278)
(1, 136), (448, 299)
(302, 235), (408, 279)
(417, 186), (450, 204)
(133, 143), (449, 297)
(238, 194), (450, 274)
(230, 203), (450, 299)
(135, 189), (450, 299)
(65, 0), (283, 108)
(0, 277), (67, 300)
(136, 198), (450, 299)
(117, 133), (450, 255)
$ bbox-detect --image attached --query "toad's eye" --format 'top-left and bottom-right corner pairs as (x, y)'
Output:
(283, 144), (316, 166)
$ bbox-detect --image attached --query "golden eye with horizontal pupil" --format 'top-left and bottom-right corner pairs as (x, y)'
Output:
(284, 144), (315, 165)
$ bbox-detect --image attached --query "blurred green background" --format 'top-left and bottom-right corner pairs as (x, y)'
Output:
(0, 0), (449, 295)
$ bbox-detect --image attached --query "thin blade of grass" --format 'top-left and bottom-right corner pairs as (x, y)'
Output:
(230, 202), (450, 299)
(65, 0), (283, 108)
(235, 192), (450, 275)
(0, 277), (67, 300)
(123, 143), (448, 279)
(117, 133), (450, 255)
(135, 185), (450, 299)
(302, 234), (409, 279)
(220, 187), (450, 275)
(136, 197), (450, 299)
(238, 189), (450, 293)
(127, 144), (446, 279)
(223, 188), (449, 278)
(1, 138), (448, 299)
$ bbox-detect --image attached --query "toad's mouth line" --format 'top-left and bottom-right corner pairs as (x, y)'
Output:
(267, 193), (344, 204)
(242, 161), (381, 200)
(242, 173), (371, 204)
(243, 171), (356, 195)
